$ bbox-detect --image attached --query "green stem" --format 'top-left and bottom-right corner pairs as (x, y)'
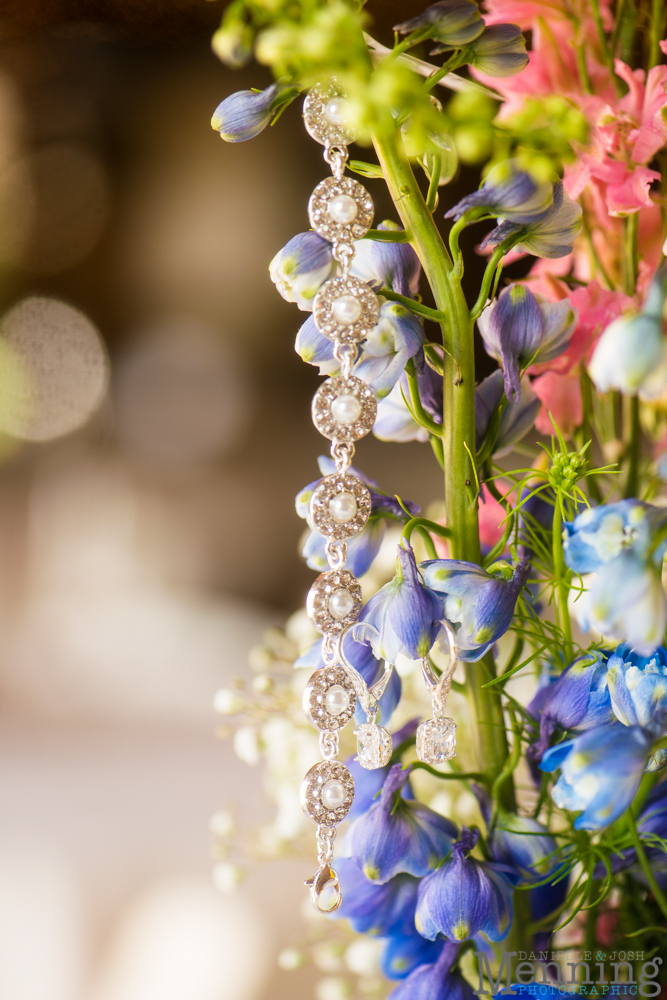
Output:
(552, 501), (573, 665)
(471, 245), (506, 320)
(363, 228), (412, 242)
(402, 516), (452, 546)
(627, 809), (667, 922)
(372, 124), (511, 790)
(379, 287), (445, 321)
(649, 0), (665, 69)
(426, 153), (441, 213)
(623, 394), (641, 499)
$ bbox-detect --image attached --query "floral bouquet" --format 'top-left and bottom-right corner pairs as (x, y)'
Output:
(209, 1), (667, 997)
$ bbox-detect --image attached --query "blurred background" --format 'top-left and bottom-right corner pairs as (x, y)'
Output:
(0, 2), (497, 997)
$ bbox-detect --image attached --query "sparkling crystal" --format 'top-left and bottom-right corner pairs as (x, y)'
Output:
(321, 778), (346, 809)
(327, 194), (358, 224)
(324, 684), (350, 716)
(328, 491), (357, 524)
(328, 587), (354, 620)
(416, 717), (457, 765)
(324, 97), (350, 126)
(355, 722), (393, 770)
(330, 392), (362, 426)
(331, 295), (362, 325)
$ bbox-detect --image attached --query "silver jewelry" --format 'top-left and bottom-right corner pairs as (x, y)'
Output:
(294, 81), (381, 912)
(416, 622), (458, 765)
(341, 646), (394, 771)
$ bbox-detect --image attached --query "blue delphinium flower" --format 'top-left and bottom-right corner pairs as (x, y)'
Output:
(347, 763), (457, 882)
(477, 284), (576, 401)
(607, 642), (667, 735)
(469, 24), (529, 77)
(540, 722), (651, 830)
(295, 314), (337, 374)
(528, 650), (613, 762)
(351, 227), (421, 297)
(491, 810), (560, 882)
(483, 181), (582, 258)
(344, 719), (420, 821)
(563, 499), (667, 655)
(334, 857), (421, 936)
(387, 941), (475, 1000)
(416, 827), (516, 942)
(353, 302), (425, 399)
(374, 363), (441, 443)
(357, 539), (443, 662)
(593, 779), (667, 887)
(589, 267), (667, 399)
(394, 1), (484, 49)
(446, 159), (553, 225)
(211, 83), (282, 142)
(529, 874), (570, 953)
(270, 232), (334, 311)
(381, 934), (444, 980)
(296, 457), (419, 579)
(475, 369), (541, 455)
(420, 557), (530, 661)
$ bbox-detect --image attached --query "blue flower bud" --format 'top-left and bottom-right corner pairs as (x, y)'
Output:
(446, 159), (554, 224)
(334, 857), (421, 936)
(540, 722), (651, 830)
(477, 284), (576, 400)
(416, 827), (516, 942)
(607, 642), (667, 736)
(347, 763), (457, 882)
(387, 941), (476, 1000)
(475, 369), (541, 453)
(270, 231), (334, 311)
(381, 934), (444, 981)
(394, 1), (485, 49)
(469, 24), (529, 77)
(420, 558), (529, 662)
(483, 181), (583, 259)
(528, 650), (613, 762)
(295, 314), (337, 374)
(354, 302), (425, 398)
(351, 229), (421, 298)
(211, 83), (281, 142)
(356, 539), (444, 662)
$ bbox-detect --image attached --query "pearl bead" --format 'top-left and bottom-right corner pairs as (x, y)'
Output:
(321, 778), (346, 809)
(332, 295), (362, 326)
(327, 194), (358, 225)
(325, 684), (350, 715)
(328, 588), (354, 620)
(328, 491), (357, 523)
(331, 393), (362, 425)
(324, 97), (350, 126)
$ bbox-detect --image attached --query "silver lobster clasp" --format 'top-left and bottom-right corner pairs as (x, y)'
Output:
(305, 863), (343, 913)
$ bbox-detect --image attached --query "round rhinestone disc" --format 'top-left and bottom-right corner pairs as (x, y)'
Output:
(303, 84), (358, 147)
(309, 176), (374, 242)
(309, 473), (371, 540)
(312, 375), (377, 443)
(300, 760), (355, 824)
(314, 276), (380, 344)
(303, 666), (357, 732)
(306, 568), (363, 634)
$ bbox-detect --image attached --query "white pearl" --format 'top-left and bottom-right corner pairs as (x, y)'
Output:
(328, 588), (354, 620)
(328, 491), (357, 523)
(325, 684), (350, 715)
(327, 194), (358, 225)
(324, 97), (350, 126)
(332, 295), (362, 325)
(331, 393), (362, 425)
(321, 778), (346, 809)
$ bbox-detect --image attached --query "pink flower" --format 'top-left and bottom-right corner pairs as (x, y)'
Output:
(614, 60), (667, 164)
(532, 371), (582, 437)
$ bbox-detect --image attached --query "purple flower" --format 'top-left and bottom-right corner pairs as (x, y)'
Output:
(354, 301), (425, 399)
(351, 229), (421, 298)
(446, 159), (553, 224)
(334, 857), (421, 936)
(475, 369), (541, 454)
(416, 828), (516, 942)
(394, 1), (484, 49)
(357, 539), (444, 662)
(295, 314), (337, 374)
(470, 24), (529, 77)
(483, 181), (582, 259)
(387, 941), (475, 1000)
(211, 83), (282, 142)
(491, 810), (560, 882)
(347, 764), (457, 882)
(477, 284), (576, 400)
(420, 558), (529, 662)
(381, 934), (444, 980)
(270, 231), (334, 311)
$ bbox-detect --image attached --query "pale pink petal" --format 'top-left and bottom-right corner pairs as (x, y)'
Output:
(631, 66), (667, 162)
(532, 372), (583, 437)
(614, 59), (646, 118)
(605, 165), (660, 216)
(660, 40), (667, 55)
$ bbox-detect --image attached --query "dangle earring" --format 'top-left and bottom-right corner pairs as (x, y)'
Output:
(416, 622), (458, 765)
(340, 645), (394, 770)
(297, 81), (385, 912)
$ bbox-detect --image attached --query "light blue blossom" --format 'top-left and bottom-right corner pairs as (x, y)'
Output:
(295, 315), (337, 374)
(564, 500), (667, 655)
(347, 764), (457, 883)
(387, 941), (475, 1000)
(415, 827), (516, 942)
(351, 228), (421, 297)
(475, 369), (541, 454)
(446, 159), (554, 225)
(211, 83), (282, 142)
(334, 858), (421, 936)
(270, 231), (334, 311)
(420, 557), (529, 662)
(528, 650), (613, 762)
(374, 378), (430, 443)
(470, 24), (529, 77)
(477, 284), (576, 400)
(381, 934), (444, 981)
(356, 539), (443, 662)
(394, 1), (485, 49)
(588, 270), (667, 398)
(540, 722), (651, 830)
(607, 642), (667, 736)
(354, 302), (425, 399)
(483, 181), (582, 258)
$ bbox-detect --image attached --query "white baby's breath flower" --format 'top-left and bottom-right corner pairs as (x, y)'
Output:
(233, 725), (261, 766)
(213, 687), (246, 715)
(212, 861), (244, 893)
(278, 948), (304, 971)
(208, 808), (235, 838)
(344, 938), (382, 976)
(315, 976), (352, 1000)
